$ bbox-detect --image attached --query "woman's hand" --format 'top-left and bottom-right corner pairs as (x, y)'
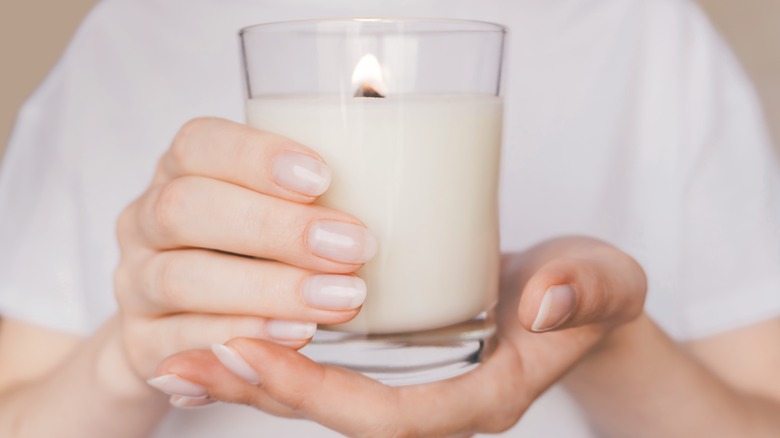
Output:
(151, 236), (647, 434)
(114, 118), (377, 399)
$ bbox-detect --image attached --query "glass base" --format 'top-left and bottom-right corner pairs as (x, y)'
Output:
(301, 312), (496, 386)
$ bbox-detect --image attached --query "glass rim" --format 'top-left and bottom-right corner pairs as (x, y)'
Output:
(239, 17), (507, 36)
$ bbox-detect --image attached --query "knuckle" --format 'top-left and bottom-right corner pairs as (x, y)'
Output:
(150, 253), (183, 308)
(170, 118), (213, 170)
(113, 264), (131, 307)
(153, 177), (192, 238)
(147, 316), (197, 361)
(115, 204), (136, 248)
(114, 256), (148, 314)
(120, 319), (157, 376)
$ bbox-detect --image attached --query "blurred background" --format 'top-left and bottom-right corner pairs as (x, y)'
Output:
(1, 0), (778, 157)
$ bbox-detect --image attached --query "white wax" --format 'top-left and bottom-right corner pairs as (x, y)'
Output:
(246, 95), (503, 334)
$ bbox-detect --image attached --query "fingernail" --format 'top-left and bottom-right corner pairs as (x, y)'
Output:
(307, 221), (378, 264)
(211, 344), (261, 385)
(266, 320), (317, 340)
(532, 285), (576, 332)
(146, 374), (208, 398)
(273, 152), (331, 197)
(302, 275), (367, 310)
(169, 395), (216, 409)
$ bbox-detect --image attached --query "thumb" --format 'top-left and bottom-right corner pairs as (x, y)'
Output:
(517, 242), (647, 333)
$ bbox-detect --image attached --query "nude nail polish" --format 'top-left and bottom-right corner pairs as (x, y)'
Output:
(532, 285), (576, 332)
(169, 395), (216, 408)
(302, 275), (367, 310)
(272, 152), (331, 196)
(307, 220), (378, 264)
(266, 320), (317, 340)
(211, 344), (261, 385)
(147, 374), (208, 398)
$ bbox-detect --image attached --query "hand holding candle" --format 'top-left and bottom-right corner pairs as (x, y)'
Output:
(114, 118), (378, 393)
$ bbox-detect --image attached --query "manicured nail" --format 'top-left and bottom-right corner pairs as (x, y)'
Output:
(532, 285), (576, 332)
(273, 152), (331, 197)
(211, 344), (261, 385)
(169, 395), (216, 408)
(307, 221), (378, 264)
(302, 275), (367, 310)
(266, 320), (317, 340)
(147, 374), (208, 398)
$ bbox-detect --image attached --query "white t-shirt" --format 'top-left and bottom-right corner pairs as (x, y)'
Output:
(2, 0), (779, 436)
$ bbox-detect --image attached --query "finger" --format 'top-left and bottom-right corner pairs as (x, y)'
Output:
(128, 313), (316, 376)
(134, 175), (377, 271)
(119, 249), (365, 324)
(160, 338), (528, 437)
(152, 349), (298, 418)
(168, 395), (217, 409)
(157, 117), (331, 203)
(516, 239), (647, 332)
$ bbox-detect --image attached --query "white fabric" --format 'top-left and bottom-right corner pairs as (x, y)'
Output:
(1, 0), (779, 436)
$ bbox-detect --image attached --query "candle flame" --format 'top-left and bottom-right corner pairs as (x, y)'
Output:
(352, 54), (387, 97)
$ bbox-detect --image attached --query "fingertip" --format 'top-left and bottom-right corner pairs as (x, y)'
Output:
(211, 343), (262, 385)
(307, 220), (378, 265)
(170, 394), (217, 409)
(271, 151), (332, 198)
(155, 346), (271, 409)
(517, 258), (579, 330)
(225, 337), (275, 368)
(147, 373), (209, 399)
(517, 245), (646, 332)
(266, 320), (317, 342)
(229, 337), (329, 386)
(530, 285), (576, 332)
(155, 349), (215, 379)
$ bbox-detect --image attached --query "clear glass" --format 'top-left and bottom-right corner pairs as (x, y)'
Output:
(240, 18), (506, 385)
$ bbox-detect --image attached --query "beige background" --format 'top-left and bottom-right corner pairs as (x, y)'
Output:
(1, 1), (779, 157)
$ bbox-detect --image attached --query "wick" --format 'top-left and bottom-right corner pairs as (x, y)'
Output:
(354, 83), (386, 98)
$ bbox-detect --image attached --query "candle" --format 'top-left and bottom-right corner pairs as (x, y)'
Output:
(241, 19), (506, 383)
(246, 55), (503, 334)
